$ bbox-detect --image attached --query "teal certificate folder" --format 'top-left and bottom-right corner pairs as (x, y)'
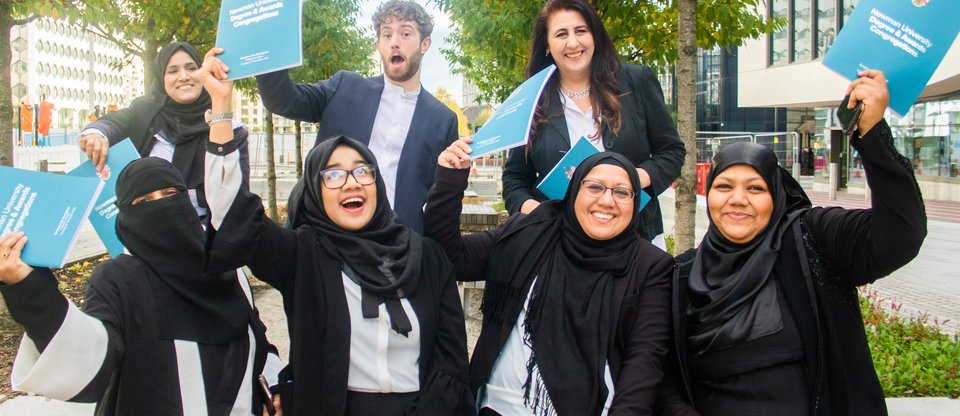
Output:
(536, 137), (652, 211)
(537, 137), (599, 200)
(471, 65), (557, 158)
(68, 139), (140, 258)
(0, 167), (104, 268)
(215, 0), (304, 80)
(822, 0), (960, 116)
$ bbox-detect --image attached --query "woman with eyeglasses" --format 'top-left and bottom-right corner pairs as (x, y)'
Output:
(425, 144), (674, 415)
(199, 51), (474, 415)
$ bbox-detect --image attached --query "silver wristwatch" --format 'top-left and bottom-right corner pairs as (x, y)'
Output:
(204, 109), (233, 125)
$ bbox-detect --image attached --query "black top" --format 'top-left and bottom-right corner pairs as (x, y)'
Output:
(656, 120), (927, 416)
(208, 175), (474, 415)
(501, 64), (685, 240)
(425, 166), (675, 414)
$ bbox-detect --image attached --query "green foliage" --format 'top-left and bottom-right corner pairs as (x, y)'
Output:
(860, 289), (960, 398)
(664, 234), (675, 255)
(492, 199), (506, 212)
(433, 0), (783, 102)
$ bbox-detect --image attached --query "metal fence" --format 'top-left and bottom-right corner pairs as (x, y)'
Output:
(696, 131), (799, 175)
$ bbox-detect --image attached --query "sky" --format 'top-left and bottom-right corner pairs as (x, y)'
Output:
(359, 1), (464, 105)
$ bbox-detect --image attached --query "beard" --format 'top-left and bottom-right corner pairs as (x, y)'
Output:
(383, 50), (423, 84)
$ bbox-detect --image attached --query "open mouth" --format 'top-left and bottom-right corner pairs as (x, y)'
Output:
(341, 196), (366, 212)
(390, 55), (406, 66)
(564, 51), (585, 59)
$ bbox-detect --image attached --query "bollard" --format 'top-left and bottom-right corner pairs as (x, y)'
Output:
(828, 163), (838, 201)
(37, 159), (48, 173)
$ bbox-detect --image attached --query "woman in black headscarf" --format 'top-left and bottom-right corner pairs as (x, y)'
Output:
(656, 70), (927, 415)
(0, 158), (273, 415)
(200, 50), (473, 415)
(425, 146), (674, 414)
(78, 41), (250, 221)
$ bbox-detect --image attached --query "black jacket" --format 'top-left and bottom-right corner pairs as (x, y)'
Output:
(501, 64), (685, 240)
(426, 166), (675, 414)
(210, 183), (474, 415)
(657, 120), (927, 416)
(256, 69), (458, 232)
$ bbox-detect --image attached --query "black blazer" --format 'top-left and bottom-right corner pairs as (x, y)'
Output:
(256, 69), (459, 232)
(502, 64), (684, 240)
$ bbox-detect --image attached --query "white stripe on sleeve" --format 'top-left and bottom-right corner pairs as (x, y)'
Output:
(174, 340), (209, 416)
(205, 144), (242, 230)
(11, 301), (109, 400)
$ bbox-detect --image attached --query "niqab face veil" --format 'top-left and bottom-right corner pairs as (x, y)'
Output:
(115, 157), (249, 343)
(287, 136), (422, 336)
(484, 152), (646, 416)
(686, 142), (812, 355)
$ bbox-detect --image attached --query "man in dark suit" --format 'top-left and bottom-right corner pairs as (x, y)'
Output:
(256, 0), (457, 232)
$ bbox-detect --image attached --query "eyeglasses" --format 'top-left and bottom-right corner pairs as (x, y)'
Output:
(319, 164), (377, 189)
(579, 179), (635, 204)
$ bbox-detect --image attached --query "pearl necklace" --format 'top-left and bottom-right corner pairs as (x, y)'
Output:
(561, 83), (590, 100)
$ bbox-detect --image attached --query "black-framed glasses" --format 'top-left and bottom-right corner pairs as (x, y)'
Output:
(319, 164), (377, 189)
(579, 179), (635, 204)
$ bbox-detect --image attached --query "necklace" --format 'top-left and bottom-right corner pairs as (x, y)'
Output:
(561, 83), (590, 100)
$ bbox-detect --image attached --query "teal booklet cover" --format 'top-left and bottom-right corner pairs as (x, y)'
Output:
(536, 137), (651, 211)
(471, 65), (557, 158)
(822, 0), (960, 116)
(67, 139), (140, 258)
(215, 0), (304, 80)
(537, 137), (599, 200)
(0, 167), (104, 268)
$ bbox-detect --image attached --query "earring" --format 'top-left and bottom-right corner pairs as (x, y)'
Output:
(545, 49), (550, 57)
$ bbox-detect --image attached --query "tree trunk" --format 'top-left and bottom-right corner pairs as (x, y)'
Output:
(265, 110), (279, 222)
(294, 120), (302, 179)
(142, 25), (159, 93)
(0, 3), (14, 167)
(674, 0), (699, 253)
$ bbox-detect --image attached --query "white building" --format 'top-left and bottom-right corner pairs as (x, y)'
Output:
(10, 18), (144, 132)
(738, 0), (960, 201)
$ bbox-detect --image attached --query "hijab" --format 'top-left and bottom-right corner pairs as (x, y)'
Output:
(115, 157), (249, 343)
(287, 136), (422, 336)
(127, 42), (212, 190)
(484, 152), (645, 416)
(687, 142), (812, 355)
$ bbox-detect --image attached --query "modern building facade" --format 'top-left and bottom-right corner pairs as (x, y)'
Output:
(10, 18), (144, 133)
(739, 0), (960, 200)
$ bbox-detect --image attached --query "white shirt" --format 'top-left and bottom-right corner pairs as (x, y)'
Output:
(560, 93), (603, 151)
(342, 272), (421, 393)
(481, 278), (614, 415)
(368, 81), (420, 208)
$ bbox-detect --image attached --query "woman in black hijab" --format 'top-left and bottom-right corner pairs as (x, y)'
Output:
(425, 147), (674, 415)
(202, 49), (473, 415)
(0, 158), (273, 415)
(656, 71), (927, 415)
(78, 41), (250, 221)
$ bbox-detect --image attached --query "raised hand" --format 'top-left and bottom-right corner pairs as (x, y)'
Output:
(845, 69), (890, 136)
(438, 136), (474, 170)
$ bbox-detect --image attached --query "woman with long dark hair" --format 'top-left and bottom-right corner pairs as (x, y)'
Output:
(78, 42), (250, 222)
(502, 0), (684, 248)
(200, 50), (473, 415)
(427, 146), (674, 414)
(656, 71), (927, 415)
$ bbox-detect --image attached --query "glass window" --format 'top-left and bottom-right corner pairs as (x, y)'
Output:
(770, 0), (790, 65)
(816, 0), (837, 58)
(794, 0), (813, 61)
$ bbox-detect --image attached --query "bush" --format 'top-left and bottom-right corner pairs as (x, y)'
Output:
(860, 288), (960, 398)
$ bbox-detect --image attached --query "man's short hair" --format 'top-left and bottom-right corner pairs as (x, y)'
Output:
(372, 0), (434, 39)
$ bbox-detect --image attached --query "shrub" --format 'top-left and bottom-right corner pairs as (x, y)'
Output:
(860, 288), (960, 398)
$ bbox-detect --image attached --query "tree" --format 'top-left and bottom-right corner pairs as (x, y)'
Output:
(435, 87), (470, 137)
(435, 0), (783, 251)
(675, 0), (698, 252)
(232, 0), (373, 220)
(1, 0), (76, 167)
(73, 0), (221, 92)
